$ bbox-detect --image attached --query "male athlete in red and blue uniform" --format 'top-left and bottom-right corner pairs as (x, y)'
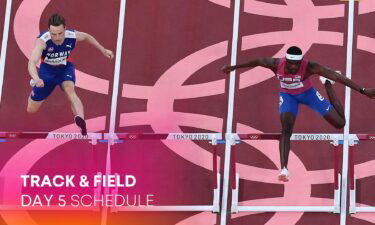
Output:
(27, 13), (114, 135)
(222, 46), (375, 182)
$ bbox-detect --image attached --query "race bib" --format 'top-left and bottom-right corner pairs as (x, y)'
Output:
(280, 82), (304, 89)
(44, 56), (67, 66)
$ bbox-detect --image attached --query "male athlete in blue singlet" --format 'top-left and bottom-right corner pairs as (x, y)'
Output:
(222, 46), (375, 182)
(27, 13), (114, 135)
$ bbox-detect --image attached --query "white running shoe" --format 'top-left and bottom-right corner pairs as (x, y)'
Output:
(278, 167), (289, 182)
(320, 76), (335, 85)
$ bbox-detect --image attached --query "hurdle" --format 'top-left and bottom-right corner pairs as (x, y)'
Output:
(228, 133), (342, 213)
(104, 132), (222, 213)
(348, 134), (375, 213)
(0, 132), (102, 144)
(0, 131), (102, 212)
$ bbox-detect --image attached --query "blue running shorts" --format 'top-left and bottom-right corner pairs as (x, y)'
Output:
(279, 87), (332, 117)
(30, 62), (75, 101)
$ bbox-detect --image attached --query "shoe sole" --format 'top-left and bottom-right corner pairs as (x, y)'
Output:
(75, 116), (87, 136)
(278, 174), (289, 182)
(320, 77), (335, 85)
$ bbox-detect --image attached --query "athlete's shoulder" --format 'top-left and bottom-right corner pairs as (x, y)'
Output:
(306, 60), (324, 74)
(306, 59), (319, 67)
(38, 30), (51, 42)
(65, 29), (76, 39)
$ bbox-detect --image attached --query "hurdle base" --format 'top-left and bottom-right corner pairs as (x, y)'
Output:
(231, 172), (338, 213)
(349, 174), (357, 214)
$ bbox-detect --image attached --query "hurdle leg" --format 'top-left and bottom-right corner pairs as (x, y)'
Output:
(349, 145), (356, 214)
(231, 173), (239, 213)
(0, 176), (3, 205)
(212, 173), (221, 213)
(110, 173), (120, 213)
(211, 143), (220, 213)
(91, 143), (99, 174)
(333, 144), (341, 213)
(93, 171), (103, 212)
(230, 144), (239, 213)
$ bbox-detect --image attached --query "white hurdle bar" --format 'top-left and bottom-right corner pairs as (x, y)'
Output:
(0, 132), (102, 144)
(228, 133), (343, 213)
(104, 133), (222, 213)
(349, 134), (375, 213)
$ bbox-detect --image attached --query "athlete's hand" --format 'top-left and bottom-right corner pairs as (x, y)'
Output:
(102, 49), (114, 60)
(35, 78), (44, 88)
(364, 88), (375, 98)
(221, 65), (234, 74)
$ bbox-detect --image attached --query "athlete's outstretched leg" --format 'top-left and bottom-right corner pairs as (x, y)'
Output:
(279, 112), (296, 182)
(322, 78), (345, 118)
(320, 77), (346, 129)
(62, 81), (84, 118)
(62, 81), (87, 135)
(27, 95), (44, 113)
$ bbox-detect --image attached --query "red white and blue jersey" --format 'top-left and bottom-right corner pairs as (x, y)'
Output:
(38, 29), (76, 66)
(276, 57), (313, 95)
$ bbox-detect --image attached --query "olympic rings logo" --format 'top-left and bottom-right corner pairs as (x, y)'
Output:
(127, 134), (138, 140)
(248, 135), (260, 139)
(7, 133), (18, 138)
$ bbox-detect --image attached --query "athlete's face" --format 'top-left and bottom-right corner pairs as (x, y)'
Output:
(285, 59), (301, 75)
(48, 25), (65, 45)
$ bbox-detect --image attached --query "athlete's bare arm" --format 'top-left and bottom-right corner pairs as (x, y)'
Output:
(75, 31), (114, 59)
(222, 58), (279, 74)
(307, 61), (375, 98)
(28, 39), (46, 87)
